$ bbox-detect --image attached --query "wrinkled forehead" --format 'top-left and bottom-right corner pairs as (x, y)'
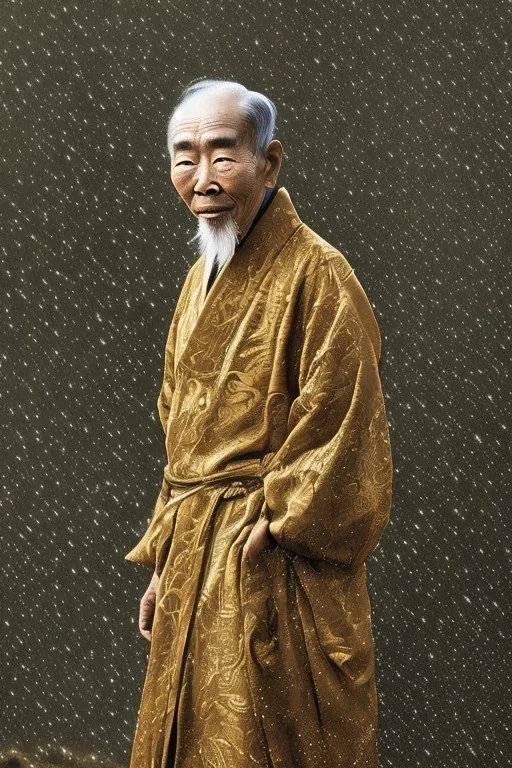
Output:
(169, 91), (253, 152)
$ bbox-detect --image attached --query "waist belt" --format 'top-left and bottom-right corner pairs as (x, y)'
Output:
(162, 452), (276, 508)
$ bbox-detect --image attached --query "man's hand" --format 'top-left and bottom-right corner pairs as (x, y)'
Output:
(243, 517), (272, 566)
(139, 570), (159, 642)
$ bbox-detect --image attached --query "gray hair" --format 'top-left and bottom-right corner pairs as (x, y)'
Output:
(168, 79), (277, 158)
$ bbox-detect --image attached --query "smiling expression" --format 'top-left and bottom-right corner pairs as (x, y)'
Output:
(169, 87), (282, 240)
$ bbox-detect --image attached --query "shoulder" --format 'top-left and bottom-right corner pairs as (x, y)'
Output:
(184, 256), (204, 287)
(292, 223), (355, 281)
(294, 224), (382, 361)
(175, 257), (203, 306)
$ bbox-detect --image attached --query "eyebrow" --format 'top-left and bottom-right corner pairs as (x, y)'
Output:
(172, 135), (238, 153)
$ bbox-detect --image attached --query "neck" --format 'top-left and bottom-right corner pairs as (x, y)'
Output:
(235, 186), (277, 251)
(239, 188), (267, 240)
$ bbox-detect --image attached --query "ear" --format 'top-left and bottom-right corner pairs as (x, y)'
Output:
(263, 139), (283, 187)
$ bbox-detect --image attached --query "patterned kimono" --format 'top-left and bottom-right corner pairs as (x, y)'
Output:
(124, 186), (393, 768)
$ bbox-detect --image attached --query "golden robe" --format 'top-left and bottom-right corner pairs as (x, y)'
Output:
(124, 186), (393, 768)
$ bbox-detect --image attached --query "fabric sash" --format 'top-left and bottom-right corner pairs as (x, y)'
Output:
(161, 451), (276, 507)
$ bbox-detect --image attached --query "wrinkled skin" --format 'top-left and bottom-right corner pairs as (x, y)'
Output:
(169, 84), (282, 242)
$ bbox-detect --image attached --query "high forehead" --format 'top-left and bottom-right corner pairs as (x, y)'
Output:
(170, 87), (249, 146)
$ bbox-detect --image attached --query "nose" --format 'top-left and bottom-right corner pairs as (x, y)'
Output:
(193, 160), (220, 196)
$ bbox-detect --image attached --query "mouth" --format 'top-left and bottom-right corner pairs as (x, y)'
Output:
(196, 206), (234, 218)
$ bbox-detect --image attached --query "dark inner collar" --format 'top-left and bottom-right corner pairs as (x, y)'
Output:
(235, 185), (280, 251)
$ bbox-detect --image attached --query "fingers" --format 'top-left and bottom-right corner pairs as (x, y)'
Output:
(242, 536), (255, 564)
(139, 589), (156, 642)
(242, 542), (254, 566)
(243, 530), (271, 566)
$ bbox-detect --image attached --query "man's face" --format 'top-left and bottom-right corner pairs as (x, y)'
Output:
(169, 89), (277, 241)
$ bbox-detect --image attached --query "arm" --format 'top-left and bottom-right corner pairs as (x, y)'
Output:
(124, 262), (199, 570)
(261, 255), (393, 571)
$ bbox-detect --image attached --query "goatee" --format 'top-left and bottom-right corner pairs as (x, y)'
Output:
(188, 212), (241, 285)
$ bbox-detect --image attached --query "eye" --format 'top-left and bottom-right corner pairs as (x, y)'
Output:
(214, 157), (233, 163)
(175, 160), (194, 166)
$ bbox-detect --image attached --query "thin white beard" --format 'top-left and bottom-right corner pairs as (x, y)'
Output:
(188, 214), (241, 290)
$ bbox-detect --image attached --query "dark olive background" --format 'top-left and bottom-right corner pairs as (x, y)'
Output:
(2, 1), (510, 766)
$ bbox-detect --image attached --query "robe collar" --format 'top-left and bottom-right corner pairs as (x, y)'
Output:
(177, 185), (304, 373)
(204, 185), (279, 297)
(198, 185), (303, 308)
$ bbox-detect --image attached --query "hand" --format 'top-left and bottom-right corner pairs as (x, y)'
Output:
(139, 570), (159, 642)
(243, 517), (272, 566)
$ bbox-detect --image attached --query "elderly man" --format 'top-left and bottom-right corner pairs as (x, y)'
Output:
(125, 79), (393, 768)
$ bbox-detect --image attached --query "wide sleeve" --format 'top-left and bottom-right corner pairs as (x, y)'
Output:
(261, 255), (393, 571)
(124, 262), (199, 570)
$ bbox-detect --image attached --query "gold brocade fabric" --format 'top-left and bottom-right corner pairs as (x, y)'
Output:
(124, 186), (393, 768)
